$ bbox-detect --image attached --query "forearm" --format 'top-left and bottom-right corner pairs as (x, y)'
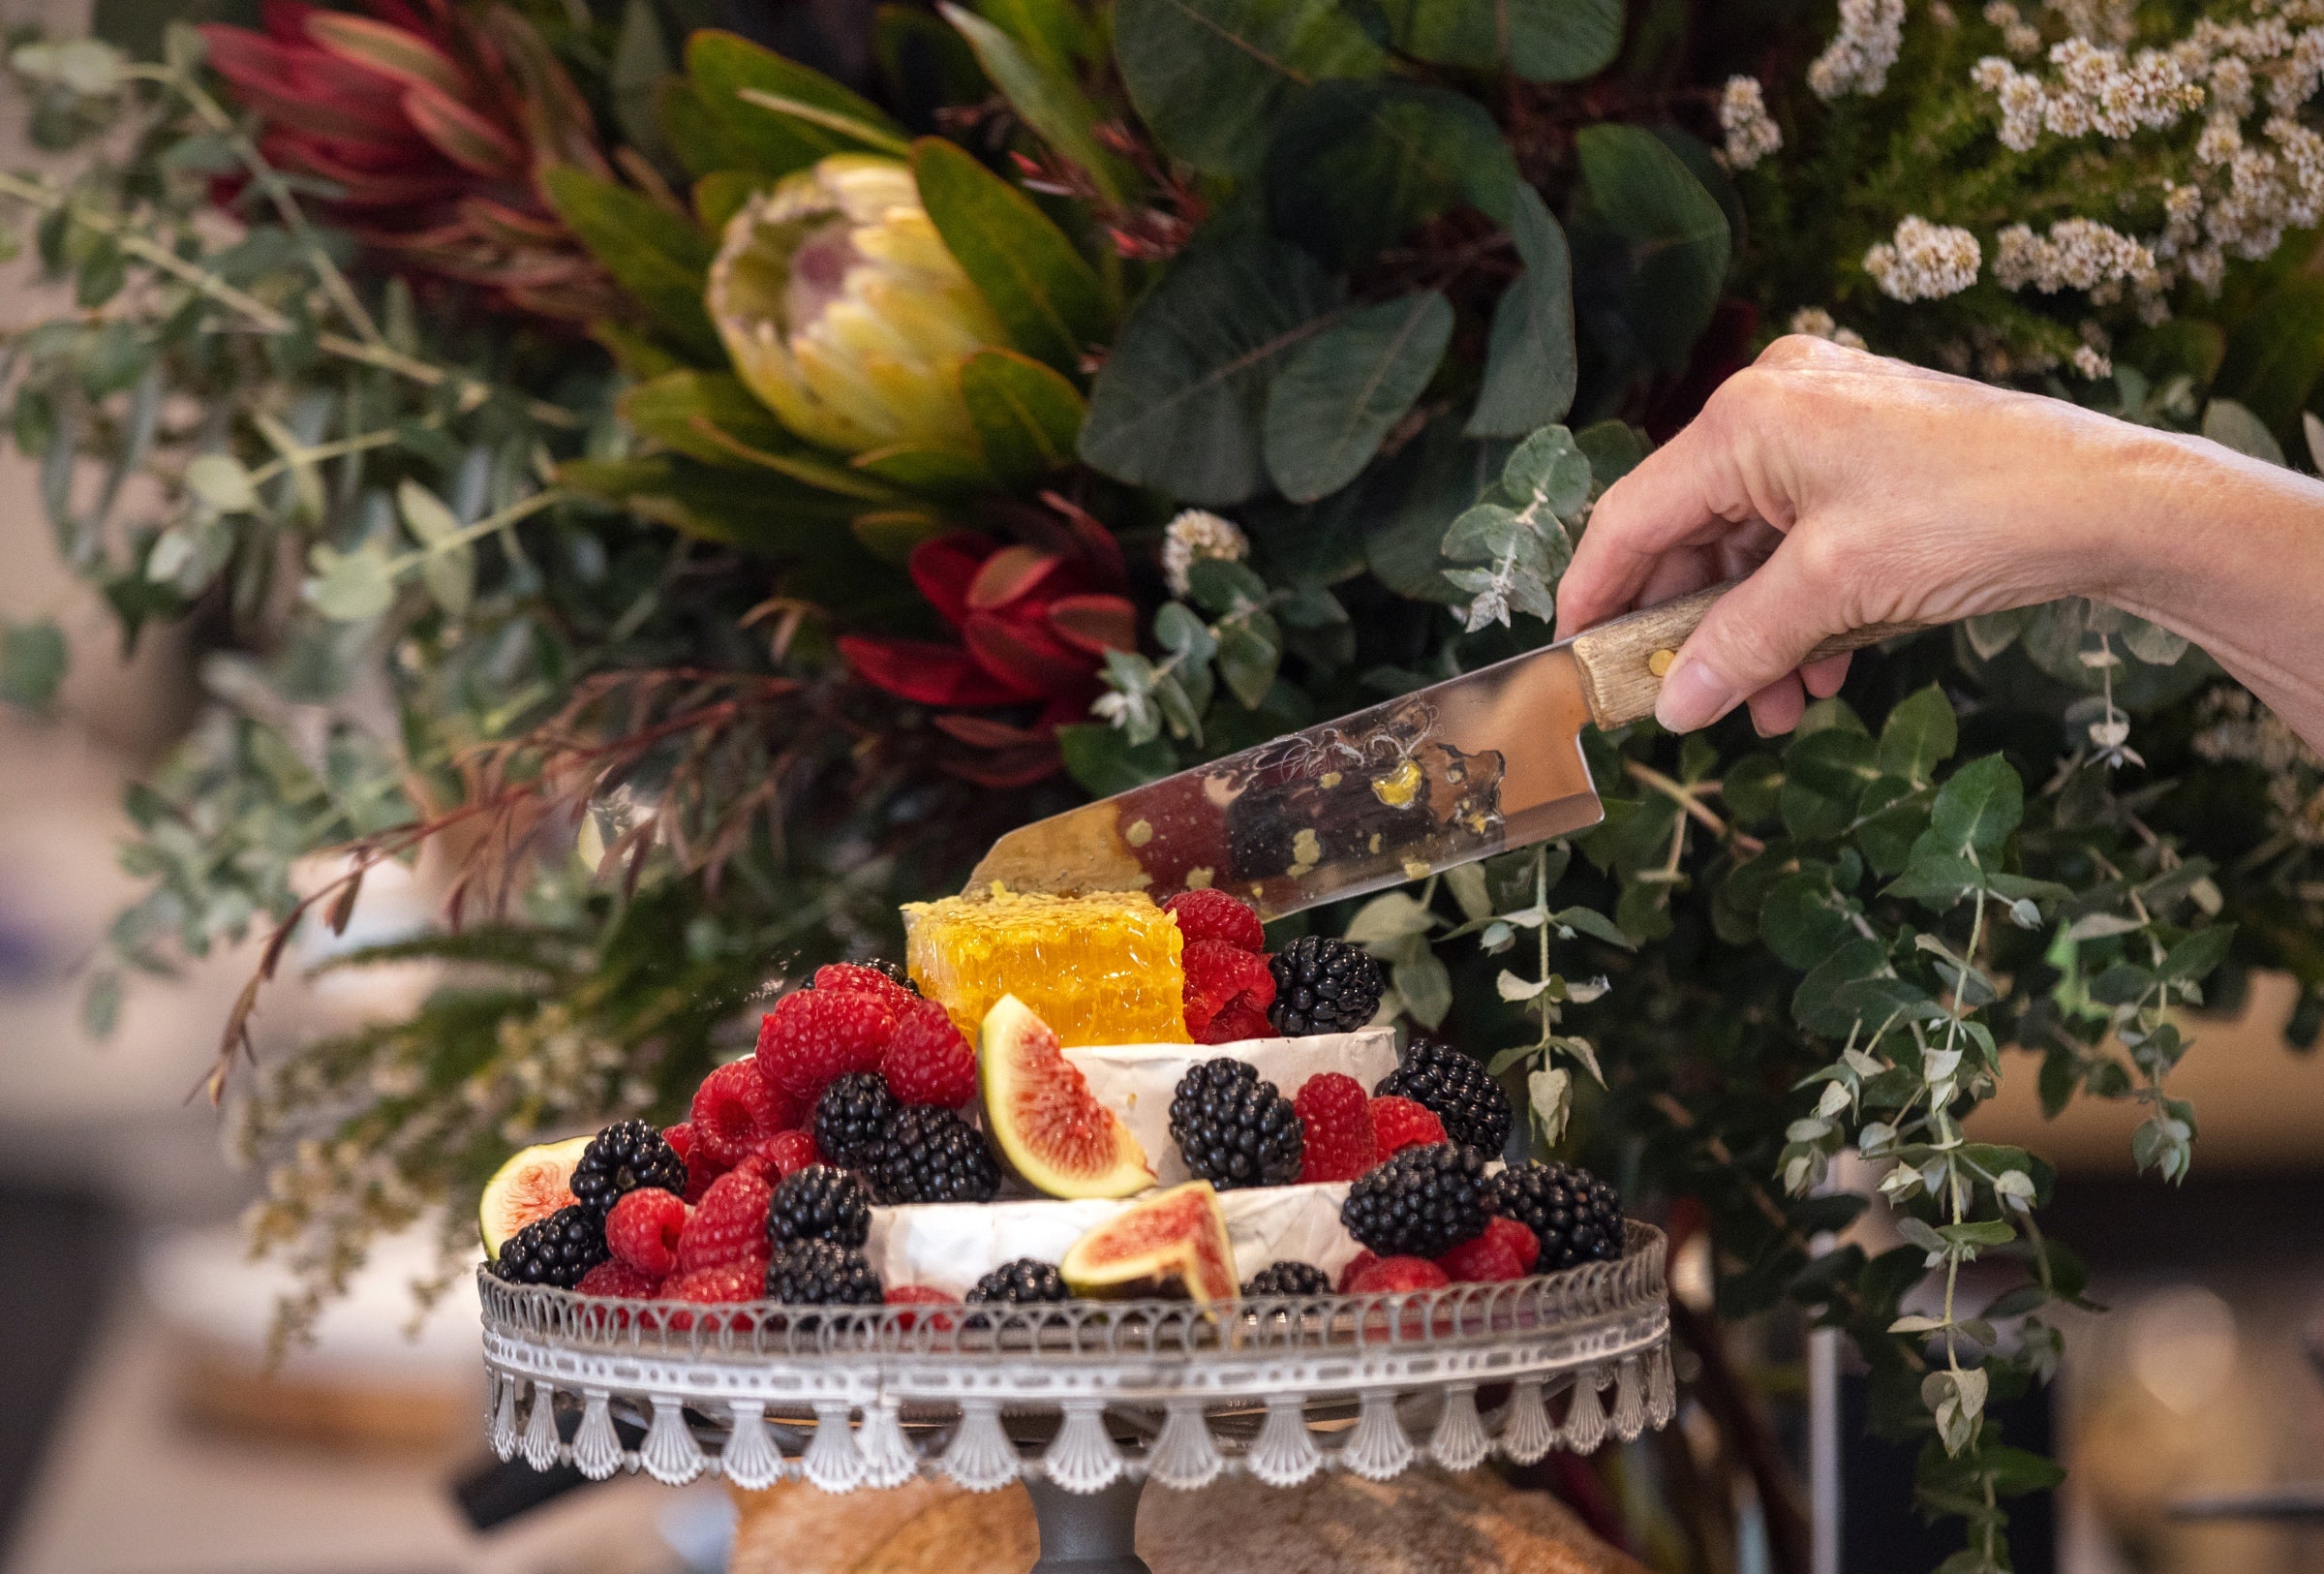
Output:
(2095, 428), (2324, 753)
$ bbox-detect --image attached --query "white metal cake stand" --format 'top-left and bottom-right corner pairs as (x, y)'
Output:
(478, 1221), (1673, 1573)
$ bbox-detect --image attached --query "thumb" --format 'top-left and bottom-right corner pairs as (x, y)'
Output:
(1653, 539), (1852, 732)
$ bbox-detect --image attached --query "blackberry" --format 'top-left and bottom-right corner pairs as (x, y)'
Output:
(1168, 1058), (1304, 1189)
(1241, 1261), (1331, 1298)
(1375, 1036), (1512, 1157)
(568, 1120), (688, 1217)
(813, 1071), (899, 1169)
(1488, 1161), (1625, 1270)
(965, 1257), (1070, 1305)
(766, 1239), (883, 1306)
(767, 1165), (872, 1250)
(872, 1105), (1000, 1204)
(1267, 936), (1385, 1036)
(492, 1204), (609, 1287)
(1340, 1143), (1491, 1259)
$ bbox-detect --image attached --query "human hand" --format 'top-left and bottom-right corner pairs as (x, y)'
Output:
(1554, 335), (2174, 735)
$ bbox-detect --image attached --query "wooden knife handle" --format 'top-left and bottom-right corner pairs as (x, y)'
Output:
(1566, 581), (1925, 728)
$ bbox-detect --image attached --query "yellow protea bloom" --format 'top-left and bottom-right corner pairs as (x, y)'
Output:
(708, 153), (1007, 457)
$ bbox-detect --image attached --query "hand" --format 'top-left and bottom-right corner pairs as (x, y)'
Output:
(1553, 335), (2171, 735)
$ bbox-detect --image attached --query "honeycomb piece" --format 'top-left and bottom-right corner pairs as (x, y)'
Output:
(904, 888), (1189, 1047)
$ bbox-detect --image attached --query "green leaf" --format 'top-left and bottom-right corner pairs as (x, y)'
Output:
(1468, 184), (1577, 438)
(659, 78), (758, 180)
(1500, 426), (1592, 517)
(184, 452), (257, 514)
(306, 539), (397, 622)
(2201, 397), (2285, 466)
(610, 0), (673, 159)
(1263, 291), (1452, 503)
(0, 618), (67, 711)
(542, 168), (719, 360)
(1878, 684), (1958, 786)
(1929, 754), (2023, 856)
(1262, 81), (1517, 268)
(1080, 239), (1342, 504)
(2160, 924), (2234, 983)
(1575, 419), (1647, 487)
(1186, 559), (1269, 614)
(1216, 615), (1282, 707)
(1552, 904), (1635, 949)
(1760, 873), (1852, 971)
(1057, 722), (1177, 794)
(2215, 275), (2324, 435)
(1374, 0), (1619, 79)
(395, 479), (474, 620)
(1853, 776), (1927, 879)
(961, 348), (1086, 487)
(942, 4), (1127, 202)
(853, 444), (994, 496)
(912, 138), (1109, 374)
(684, 30), (903, 177)
(1112, 0), (1387, 177)
(1573, 125), (1730, 372)
(621, 370), (905, 499)
(1781, 728), (1880, 841)
(975, 0), (1103, 77)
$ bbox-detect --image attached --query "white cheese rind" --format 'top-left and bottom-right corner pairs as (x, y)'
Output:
(1061, 1025), (1398, 1187)
(865, 1182), (1362, 1296)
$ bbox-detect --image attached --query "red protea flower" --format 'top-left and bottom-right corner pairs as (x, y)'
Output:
(198, 0), (624, 322)
(840, 517), (1138, 787)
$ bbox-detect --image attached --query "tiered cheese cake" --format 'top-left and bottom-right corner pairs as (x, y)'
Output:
(478, 886), (1627, 1311)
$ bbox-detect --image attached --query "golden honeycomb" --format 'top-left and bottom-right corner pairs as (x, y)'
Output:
(903, 888), (1189, 1046)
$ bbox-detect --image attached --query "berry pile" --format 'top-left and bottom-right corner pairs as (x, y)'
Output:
(484, 956), (997, 1303)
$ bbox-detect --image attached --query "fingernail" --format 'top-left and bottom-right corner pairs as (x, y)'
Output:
(1656, 659), (1735, 732)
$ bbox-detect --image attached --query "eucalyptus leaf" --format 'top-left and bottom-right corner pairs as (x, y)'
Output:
(1263, 291), (1452, 503)
(1112, 0), (1387, 176)
(1263, 81), (1516, 267)
(1468, 186), (1576, 438)
(1573, 125), (1731, 373)
(1373, 0), (1619, 78)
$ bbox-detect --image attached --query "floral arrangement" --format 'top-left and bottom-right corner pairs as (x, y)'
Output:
(6, 0), (2323, 1567)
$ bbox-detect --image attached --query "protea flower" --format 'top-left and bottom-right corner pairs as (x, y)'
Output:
(840, 524), (1136, 786)
(708, 154), (1008, 458)
(198, 0), (622, 322)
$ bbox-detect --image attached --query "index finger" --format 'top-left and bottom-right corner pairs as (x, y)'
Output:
(1555, 407), (1763, 637)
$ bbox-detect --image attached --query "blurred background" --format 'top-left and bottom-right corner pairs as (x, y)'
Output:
(0, 3), (2318, 1572)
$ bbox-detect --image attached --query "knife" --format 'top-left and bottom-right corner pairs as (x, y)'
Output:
(967, 580), (1922, 919)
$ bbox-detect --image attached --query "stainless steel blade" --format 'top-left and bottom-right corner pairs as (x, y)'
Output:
(965, 642), (1602, 919)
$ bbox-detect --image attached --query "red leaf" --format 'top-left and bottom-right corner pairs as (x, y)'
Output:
(839, 634), (1036, 706)
(965, 543), (1067, 612)
(399, 83), (525, 178)
(905, 533), (997, 629)
(961, 614), (1098, 700)
(303, 10), (472, 99)
(198, 24), (413, 141)
(933, 714), (1050, 749)
(1046, 593), (1137, 656)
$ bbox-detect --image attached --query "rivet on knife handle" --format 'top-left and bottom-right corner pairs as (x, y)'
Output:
(1568, 581), (1926, 728)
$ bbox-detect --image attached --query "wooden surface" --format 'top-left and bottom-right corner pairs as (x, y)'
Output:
(730, 1466), (1650, 1574)
(1566, 582), (1922, 728)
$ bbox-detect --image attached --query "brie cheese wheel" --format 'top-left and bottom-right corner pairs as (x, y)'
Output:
(1062, 1025), (1398, 1188)
(866, 1182), (1362, 1297)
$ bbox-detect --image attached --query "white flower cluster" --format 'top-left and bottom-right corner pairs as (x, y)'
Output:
(2071, 344), (2112, 377)
(1809, 0), (1906, 98)
(1788, 306), (1869, 350)
(1719, 76), (1783, 169)
(1159, 508), (1248, 598)
(1971, 40), (2200, 151)
(1864, 217), (1984, 300)
(1983, 1), (2042, 57)
(1991, 217), (2155, 296)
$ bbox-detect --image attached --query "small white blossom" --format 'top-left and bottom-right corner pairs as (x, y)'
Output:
(1159, 509), (1248, 598)
(1991, 217), (2153, 292)
(1864, 217), (1984, 300)
(1788, 306), (1869, 349)
(1719, 76), (1783, 169)
(2071, 344), (2113, 377)
(1809, 0), (1906, 98)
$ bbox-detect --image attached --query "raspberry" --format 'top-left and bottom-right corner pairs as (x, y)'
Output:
(691, 1059), (798, 1169)
(1346, 1255), (1451, 1294)
(884, 1283), (957, 1330)
(1293, 1072), (1378, 1183)
(1336, 1250), (1379, 1293)
(1181, 939), (1276, 1044)
(660, 1262), (764, 1328)
(754, 1128), (822, 1180)
(1207, 999), (1274, 1043)
(814, 962), (920, 1010)
(1369, 1096), (1448, 1155)
(880, 1000), (976, 1108)
(1435, 1217), (1539, 1283)
(756, 989), (896, 1104)
(604, 1186), (688, 1276)
(674, 1165), (773, 1277)
(577, 1259), (662, 1299)
(1164, 890), (1266, 952)
(663, 1123), (721, 1202)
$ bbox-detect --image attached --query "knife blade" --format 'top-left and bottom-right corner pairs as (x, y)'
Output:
(966, 581), (1921, 919)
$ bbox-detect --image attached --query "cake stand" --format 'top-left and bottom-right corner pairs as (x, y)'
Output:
(478, 1222), (1673, 1573)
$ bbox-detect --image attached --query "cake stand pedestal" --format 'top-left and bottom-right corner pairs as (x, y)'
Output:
(477, 1223), (1672, 1574)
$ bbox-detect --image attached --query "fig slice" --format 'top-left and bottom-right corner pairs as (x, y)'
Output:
(978, 994), (1153, 1198)
(478, 1135), (590, 1255)
(1061, 1181), (1238, 1302)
